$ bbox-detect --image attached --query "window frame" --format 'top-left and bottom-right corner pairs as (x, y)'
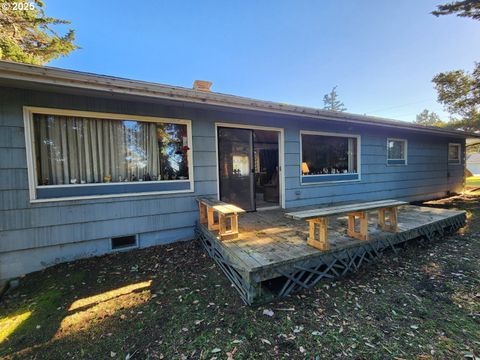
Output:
(299, 130), (362, 185)
(448, 142), (462, 165)
(386, 138), (408, 165)
(23, 106), (194, 202)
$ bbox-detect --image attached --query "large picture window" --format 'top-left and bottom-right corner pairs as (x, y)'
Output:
(300, 131), (360, 184)
(25, 108), (193, 200)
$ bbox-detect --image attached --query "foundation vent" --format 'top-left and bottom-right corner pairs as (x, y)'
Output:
(111, 235), (138, 250)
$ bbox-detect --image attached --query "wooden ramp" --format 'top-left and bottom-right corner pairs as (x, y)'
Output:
(195, 205), (466, 305)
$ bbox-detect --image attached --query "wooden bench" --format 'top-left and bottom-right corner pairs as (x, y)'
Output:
(285, 200), (408, 251)
(196, 197), (246, 240)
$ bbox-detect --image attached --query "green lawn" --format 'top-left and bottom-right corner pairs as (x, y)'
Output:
(466, 176), (480, 188)
(1, 195), (479, 359)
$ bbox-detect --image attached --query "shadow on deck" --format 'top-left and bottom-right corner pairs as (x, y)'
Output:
(195, 205), (466, 305)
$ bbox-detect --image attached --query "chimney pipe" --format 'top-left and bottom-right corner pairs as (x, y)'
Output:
(193, 80), (212, 92)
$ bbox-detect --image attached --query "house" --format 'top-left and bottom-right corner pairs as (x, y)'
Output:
(467, 153), (480, 176)
(0, 60), (475, 281)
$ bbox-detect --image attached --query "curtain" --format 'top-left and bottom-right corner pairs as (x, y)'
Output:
(33, 115), (185, 186)
(348, 138), (357, 172)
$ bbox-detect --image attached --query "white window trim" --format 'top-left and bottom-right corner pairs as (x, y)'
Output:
(387, 138), (408, 165)
(23, 106), (195, 202)
(299, 130), (362, 185)
(448, 142), (462, 165)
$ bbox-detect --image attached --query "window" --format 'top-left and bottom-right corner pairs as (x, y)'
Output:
(448, 143), (461, 164)
(25, 107), (193, 200)
(387, 138), (407, 165)
(300, 131), (360, 184)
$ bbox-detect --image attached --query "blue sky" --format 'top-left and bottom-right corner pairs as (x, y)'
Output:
(47, 0), (480, 122)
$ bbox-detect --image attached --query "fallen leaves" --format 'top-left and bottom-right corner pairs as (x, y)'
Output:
(2, 195), (479, 360)
(262, 309), (274, 317)
(293, 325), (304, 333)
(226, 347), (237, 360)
(260, 338), (271, 345)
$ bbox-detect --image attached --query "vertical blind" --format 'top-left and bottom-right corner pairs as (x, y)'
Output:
(33, 114), (189, 186)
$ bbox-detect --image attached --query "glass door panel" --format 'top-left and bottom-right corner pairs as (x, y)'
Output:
(218, 127), (255, 211)
(253, 130), (280, 207)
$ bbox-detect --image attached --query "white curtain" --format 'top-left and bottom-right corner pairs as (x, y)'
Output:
(348, 138), (357, 173)
(34, 115), (161, 185)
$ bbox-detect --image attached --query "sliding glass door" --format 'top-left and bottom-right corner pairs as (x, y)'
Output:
(218, 127), (280, 211)
(218, 127), (255, 211)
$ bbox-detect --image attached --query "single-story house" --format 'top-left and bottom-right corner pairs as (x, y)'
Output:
(467, 153), (480, 176)
(0, 60), (476, 281)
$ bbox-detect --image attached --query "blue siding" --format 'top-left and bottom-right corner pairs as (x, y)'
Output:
(387, 159), (406, 165)
(0, 86), (466, 280)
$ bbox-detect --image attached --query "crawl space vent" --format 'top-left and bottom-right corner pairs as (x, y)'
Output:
(111, 235), (137, 250)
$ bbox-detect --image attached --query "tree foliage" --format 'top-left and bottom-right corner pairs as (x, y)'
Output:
(415, 109), (445, 126)
(429, 1), (480, 132)
(323, 86), (347, 112)
(432, 0), (480, 20)
(0, 0), (77, 64)
(432, 62), (480, 132)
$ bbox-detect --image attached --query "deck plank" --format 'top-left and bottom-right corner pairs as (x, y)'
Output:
(205, 205), (464, 273)
(197, 204), (466, 304)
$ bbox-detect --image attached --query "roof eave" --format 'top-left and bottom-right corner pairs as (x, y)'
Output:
(0, 60), (477, 138)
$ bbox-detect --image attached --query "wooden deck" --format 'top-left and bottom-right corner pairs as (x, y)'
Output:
(195, 205), (466, 305)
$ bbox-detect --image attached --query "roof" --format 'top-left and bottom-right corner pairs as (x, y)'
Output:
(0, 60), (478, 138)
(467, 153), (480, 162)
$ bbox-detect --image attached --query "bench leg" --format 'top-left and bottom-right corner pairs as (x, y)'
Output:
(207, 207), (219, 231)
(231, 215), (238, 234)
(199, 202), (207, 225)
(378, 207), (398, 232)
(307, 217), (329, 250)
(219, 214), (239, 240)
(378, 208), (385, 229)
(347, 211), (368, 241)
(390, 207), (398, 230)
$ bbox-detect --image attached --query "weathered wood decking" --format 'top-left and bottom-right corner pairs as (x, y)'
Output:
(195, 205), (466, 305)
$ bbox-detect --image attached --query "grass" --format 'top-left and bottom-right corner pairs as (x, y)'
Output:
(0, 195), (479, 359)
(466, 176), (480, 188)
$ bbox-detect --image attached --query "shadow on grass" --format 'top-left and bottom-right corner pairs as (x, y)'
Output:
(0, 272), (155, 358)
(0, 240), (241, 359)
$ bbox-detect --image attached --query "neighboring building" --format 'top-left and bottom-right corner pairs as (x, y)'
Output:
(0, 61), (476, 280)
(467, 153), (480, 176)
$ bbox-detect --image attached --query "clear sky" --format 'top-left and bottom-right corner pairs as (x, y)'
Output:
(47, 0), (480, 122)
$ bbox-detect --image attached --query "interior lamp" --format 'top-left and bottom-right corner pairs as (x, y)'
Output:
(301, 162), (310, 175)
